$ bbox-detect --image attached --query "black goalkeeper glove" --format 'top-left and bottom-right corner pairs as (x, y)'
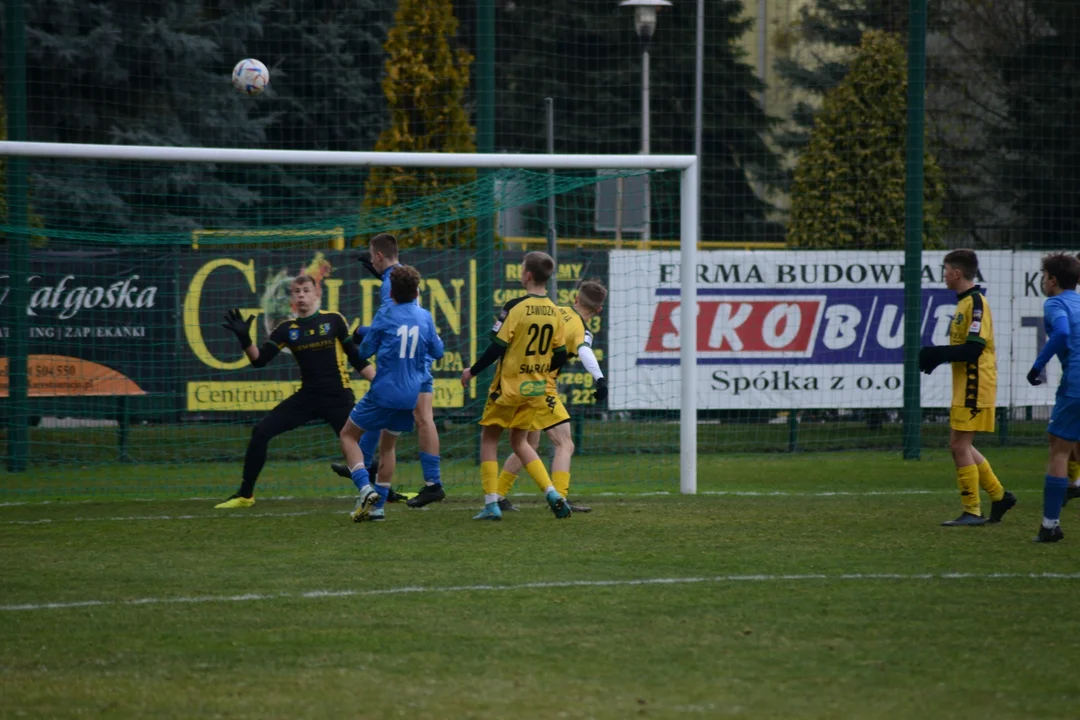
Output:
(357, 251), (380, 280)
(1027, 366), (1044, 386)
(918, 346), (948, 375)
(593, 377), (609, 403)
(222, 308), (255, 350)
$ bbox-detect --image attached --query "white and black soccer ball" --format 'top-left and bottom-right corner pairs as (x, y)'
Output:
(232, 59), (269, 96)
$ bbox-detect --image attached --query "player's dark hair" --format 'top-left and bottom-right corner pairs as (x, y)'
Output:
(292, 275), (317, 290)
(369, 233), (399, 259)
(576, 279), (608, 311)
(522, 251), (555, 286)
(1042, 253), (1080, 291)
(943, 249), (979, 280)
(390, 264), (421, 303)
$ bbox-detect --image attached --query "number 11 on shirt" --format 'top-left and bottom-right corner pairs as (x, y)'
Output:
(397, 325), (419, 359)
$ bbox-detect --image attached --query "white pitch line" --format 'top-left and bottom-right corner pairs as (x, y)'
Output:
(3, 572), (1079, 613)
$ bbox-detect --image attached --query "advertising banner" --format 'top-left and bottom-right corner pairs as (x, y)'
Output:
(608, 250), (1016, 410)
(0, 251), (175, 397)
(179, 250), (477, 412)
(179, 250), (609, 413)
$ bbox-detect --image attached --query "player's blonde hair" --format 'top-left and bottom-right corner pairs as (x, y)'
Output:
(576, 280), (607, 312)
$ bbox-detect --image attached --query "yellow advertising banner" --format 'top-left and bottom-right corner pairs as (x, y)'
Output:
(187, 378), (462, 412)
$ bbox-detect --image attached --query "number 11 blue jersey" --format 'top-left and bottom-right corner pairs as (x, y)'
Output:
(359, 300), (444, 409)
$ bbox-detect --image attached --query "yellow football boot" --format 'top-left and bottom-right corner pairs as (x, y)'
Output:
(215, 494), (255, 509)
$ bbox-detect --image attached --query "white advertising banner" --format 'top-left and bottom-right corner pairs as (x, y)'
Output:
(1010, 251), (1067, 408)
(608, 250), (1025, 410)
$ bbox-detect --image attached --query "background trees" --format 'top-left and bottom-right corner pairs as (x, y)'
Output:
(788, 31), (946, 249)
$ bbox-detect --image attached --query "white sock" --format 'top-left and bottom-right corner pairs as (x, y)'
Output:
(484, 493), (500, 505)
(1043, 518), (1061, 530)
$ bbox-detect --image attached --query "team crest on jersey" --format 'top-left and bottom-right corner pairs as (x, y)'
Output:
(319, 323), (331, 335)
(288, 328), (300, 341)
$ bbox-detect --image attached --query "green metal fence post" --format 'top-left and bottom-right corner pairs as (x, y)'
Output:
(474, 0), (496, 465)
(787, 409), (799, 453)
(5, 0), (30, 472)
(902, 0), (927, 461)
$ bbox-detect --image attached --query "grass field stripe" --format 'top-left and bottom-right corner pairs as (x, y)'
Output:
(4, 490), (1028, 511)
(1, 510), (338, 525)
(4, 572), (1080, 613)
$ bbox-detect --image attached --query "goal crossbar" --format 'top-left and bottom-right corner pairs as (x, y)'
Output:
(0, 141), (699, 494)
(0, 141), (695, 171)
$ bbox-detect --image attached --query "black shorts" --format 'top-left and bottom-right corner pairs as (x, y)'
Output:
(255, 388), (356, 439)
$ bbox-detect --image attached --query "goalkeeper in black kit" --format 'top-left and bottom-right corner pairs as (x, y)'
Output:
(215, 274), (375, 508)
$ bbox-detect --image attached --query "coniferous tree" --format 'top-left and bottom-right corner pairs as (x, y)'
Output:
(772, 0), (911, 154)
(8, 0), (391, 237)
(788, 31), (946, 249)
(360, 0), (477, 248)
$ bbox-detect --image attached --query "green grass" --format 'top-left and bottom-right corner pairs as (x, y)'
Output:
(2, 447), (1078, 718)
(0, 414), (1051, 466)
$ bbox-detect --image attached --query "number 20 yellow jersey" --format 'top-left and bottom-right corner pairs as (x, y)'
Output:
(487, 294), (566, 403)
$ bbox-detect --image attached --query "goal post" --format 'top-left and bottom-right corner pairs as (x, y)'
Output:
(0, 141), (700, 495)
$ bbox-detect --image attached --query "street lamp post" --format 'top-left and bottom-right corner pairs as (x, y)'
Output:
(620, 0), (670, 242)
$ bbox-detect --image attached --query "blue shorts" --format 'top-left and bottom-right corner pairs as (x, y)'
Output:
(1048, 395), (1080, 442)
(419, 379), (433, 394)
(349, 396), (414, 435)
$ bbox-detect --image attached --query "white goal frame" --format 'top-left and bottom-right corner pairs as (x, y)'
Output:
(0, 141), (700, 494)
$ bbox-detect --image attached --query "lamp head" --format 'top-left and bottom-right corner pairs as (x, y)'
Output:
(619, 0), (672, 42)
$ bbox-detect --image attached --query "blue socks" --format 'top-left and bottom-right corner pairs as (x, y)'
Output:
(373, 483), (390, 510)
(1043, 475), (1068, 525)
(419, 451), (441, 486)
(359, 430), (379, 468)
(350, 466), (370, 493)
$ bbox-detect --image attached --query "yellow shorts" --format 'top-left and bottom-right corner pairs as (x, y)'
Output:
(531, 394), (571, 431)
(479, 395), (542, 430)
(950, 406), (995, 433)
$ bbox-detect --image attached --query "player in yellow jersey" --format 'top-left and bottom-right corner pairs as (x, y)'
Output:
(461, 252), (570, 521)
(919, 249), (1016, 526)
(494, 280), (608, 514)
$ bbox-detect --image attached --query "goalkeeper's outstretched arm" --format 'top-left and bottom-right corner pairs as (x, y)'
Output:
(222, 308), (281, 368)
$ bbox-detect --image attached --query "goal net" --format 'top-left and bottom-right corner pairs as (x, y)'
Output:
(0, 144), (701, 500)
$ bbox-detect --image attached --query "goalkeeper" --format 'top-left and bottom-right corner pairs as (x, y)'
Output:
(495, 280), (608, 514)
(215, 275), (374, 508)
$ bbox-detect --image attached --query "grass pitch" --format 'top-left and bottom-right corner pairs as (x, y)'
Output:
(2, 447), (1079, 718)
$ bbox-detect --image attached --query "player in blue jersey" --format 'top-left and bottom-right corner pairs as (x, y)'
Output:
(340, 265), (444, 522)
(330, 233), (446, 507)
(1025, 252), (1080, 543)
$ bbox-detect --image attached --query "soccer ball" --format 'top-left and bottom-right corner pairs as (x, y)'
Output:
(232, 59), (269, 96)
